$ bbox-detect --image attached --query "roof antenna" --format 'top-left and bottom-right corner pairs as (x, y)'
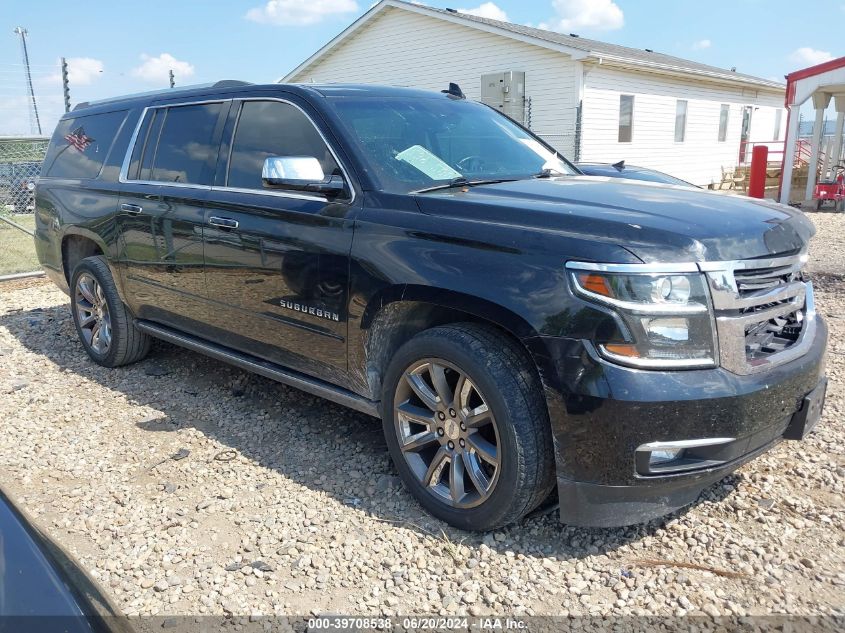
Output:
(612, 160), (625, 171)
(442, 82), (466, 99)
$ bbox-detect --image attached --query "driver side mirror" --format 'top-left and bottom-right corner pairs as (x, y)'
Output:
(261, 156), (346, 197)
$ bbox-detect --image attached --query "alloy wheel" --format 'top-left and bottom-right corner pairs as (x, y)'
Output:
(393, 359), (501, 508)
(75, 273), (112, 354)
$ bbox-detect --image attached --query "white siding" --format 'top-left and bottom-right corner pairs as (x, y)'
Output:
(580, 67), (785, 186)
(288, 7), (581, 155)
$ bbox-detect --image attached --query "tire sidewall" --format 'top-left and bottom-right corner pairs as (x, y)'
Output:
(381, 331), (524, 531)
(70, 257), (123, 367)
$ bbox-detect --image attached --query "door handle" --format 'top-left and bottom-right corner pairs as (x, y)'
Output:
(208, 216), (239, 230)
(120, 203), (143, 215)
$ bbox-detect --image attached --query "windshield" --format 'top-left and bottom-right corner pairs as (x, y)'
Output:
(328, 96), (576, 194)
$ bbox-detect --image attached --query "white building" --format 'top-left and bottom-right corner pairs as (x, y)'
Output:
(282, 0), (786, 188)
(780, 57), (845, 204)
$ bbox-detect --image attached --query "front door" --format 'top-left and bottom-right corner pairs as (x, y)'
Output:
(202, 98), (356, 380)
(116, 100), (229, 333)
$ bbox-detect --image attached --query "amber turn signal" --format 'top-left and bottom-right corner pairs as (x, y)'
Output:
(577, 272), (612, 297)
(603, 343), (640, 357)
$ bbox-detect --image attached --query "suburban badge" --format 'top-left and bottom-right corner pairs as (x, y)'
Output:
(279, 298), (340, 322)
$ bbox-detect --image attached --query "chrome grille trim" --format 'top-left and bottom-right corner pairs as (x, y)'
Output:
(700, 252), (814, 375)
(697, 252), (808, 273)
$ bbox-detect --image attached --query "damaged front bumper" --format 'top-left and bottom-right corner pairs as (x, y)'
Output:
(538, 315), (827, 528)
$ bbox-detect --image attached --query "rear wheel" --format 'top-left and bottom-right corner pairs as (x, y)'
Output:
(381, 323), (555, 531)
(70, 255), (150, 367)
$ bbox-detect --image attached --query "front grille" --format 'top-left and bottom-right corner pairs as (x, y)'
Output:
(701, 253), (815, 375)
(734, 264), (801, 294)
(744, 311), (802, 359)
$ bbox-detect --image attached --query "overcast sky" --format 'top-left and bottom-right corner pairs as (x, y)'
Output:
(1, 0), (841, 136)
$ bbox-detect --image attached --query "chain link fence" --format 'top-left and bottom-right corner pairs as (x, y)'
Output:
(1, 136), (47, 212)
(0, 136), (47, 276)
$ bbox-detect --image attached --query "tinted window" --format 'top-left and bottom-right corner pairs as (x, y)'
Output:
(99, 110), (140, 182)
(674, 100), (688, 143)
(718, 104), (729, 142)
(126, 110), (154, 180)
(618, 95), (633, 143)
(43, 110), (128, 179)
(227, 101), (339, 190)
(138, 110), (165, 181)
(148, 103), (222, 185)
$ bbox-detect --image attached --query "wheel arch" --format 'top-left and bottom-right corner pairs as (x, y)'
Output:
(60, 228), (108, 286)
(356, 284), (557, 404)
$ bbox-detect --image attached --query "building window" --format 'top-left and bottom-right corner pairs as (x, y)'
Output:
(774, 109), (783, 141)
(718, 104), (729, 142)
(618, 95), (634, 143)
(674, 100), (688, 142)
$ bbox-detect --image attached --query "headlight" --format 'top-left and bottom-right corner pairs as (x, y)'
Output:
(567, 263), (717, 369)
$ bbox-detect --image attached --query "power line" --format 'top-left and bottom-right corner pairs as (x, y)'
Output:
(13, 27), (42, 135)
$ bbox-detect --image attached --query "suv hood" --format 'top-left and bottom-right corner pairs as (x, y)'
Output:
(414, 176), (814, 263)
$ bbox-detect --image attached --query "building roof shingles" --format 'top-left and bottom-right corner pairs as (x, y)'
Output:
(396, 1), (784, 90)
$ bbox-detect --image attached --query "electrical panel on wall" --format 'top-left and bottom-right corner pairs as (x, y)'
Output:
(481, 71), (526, 124)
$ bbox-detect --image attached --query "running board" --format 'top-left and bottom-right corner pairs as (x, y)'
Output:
(134, 320), (380, 417)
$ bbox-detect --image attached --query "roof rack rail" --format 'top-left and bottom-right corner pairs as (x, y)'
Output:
(212, 80), (253, 88)
(72, 80), (254, 111)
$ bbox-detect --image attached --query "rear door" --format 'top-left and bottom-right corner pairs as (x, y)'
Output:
(116, 100), (229, 333)
(201, 97), (357, 380)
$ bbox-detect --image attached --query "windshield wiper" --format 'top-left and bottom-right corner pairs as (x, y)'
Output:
(532, 168), (567, 179)
(412, 177), (517, 194)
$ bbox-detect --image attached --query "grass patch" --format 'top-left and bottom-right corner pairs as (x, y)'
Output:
(0, 214), (40, 275)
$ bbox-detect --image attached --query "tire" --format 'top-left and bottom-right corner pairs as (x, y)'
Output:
(70, 255), (150, 367)
(381, 323), (555, 531)
(816, 199), (823, 211)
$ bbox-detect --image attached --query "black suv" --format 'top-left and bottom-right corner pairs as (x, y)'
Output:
(34, 82), (827, 531)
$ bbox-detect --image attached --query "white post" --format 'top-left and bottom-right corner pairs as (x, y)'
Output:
(821, 136), (834, 181)
(832, 95), (845, 174)
(805, 92), (832, 202)
(780, 105), (801, 204)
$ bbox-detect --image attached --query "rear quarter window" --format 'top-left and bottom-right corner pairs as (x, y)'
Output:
(43, 110), (128, 179)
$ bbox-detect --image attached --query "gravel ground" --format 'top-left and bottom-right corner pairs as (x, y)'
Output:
(1, 215), (844, 620)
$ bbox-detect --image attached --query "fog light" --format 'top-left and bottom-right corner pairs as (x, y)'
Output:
(649, 448), (683, 465)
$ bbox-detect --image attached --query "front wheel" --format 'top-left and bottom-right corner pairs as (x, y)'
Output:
(381, 323), (555, 531)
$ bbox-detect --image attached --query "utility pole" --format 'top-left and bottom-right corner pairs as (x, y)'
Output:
(61, 57), (71, 112)
(14, 27), (42, 135)
(169, 69), (175, 89)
